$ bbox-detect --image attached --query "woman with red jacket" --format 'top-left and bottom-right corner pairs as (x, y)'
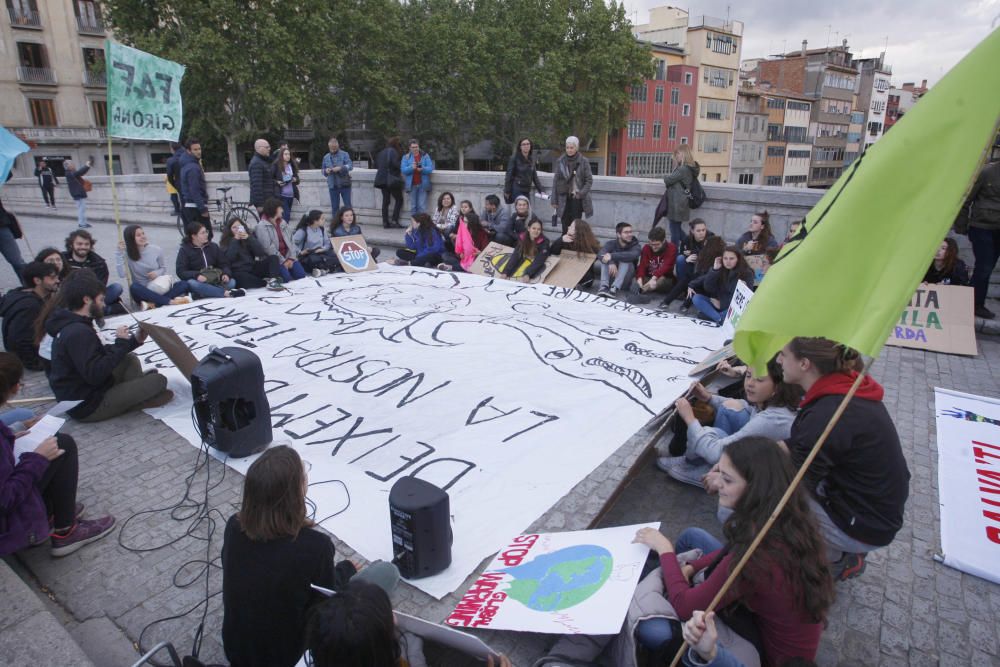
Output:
(633, 437), (834, 667)
(777, 337), (910, 580)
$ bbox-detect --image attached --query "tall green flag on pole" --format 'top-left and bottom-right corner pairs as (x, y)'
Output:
(105, 41), (185, 141)
(734, 28), (1000, 373)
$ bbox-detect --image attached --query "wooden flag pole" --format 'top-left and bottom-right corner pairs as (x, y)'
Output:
(106, 134), (133, 293)
(668, 362), (871, 667)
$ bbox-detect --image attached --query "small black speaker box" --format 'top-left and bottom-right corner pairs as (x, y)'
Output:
(191, 347), (272, 458)
(389, 477), (452, 579)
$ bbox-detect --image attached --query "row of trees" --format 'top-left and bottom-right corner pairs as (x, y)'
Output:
(103, 0), (653, 170)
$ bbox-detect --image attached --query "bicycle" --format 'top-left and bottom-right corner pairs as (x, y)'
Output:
(175, 187), (260, 236)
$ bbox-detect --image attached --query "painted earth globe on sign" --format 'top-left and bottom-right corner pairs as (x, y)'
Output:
(498, 545), (613, 612)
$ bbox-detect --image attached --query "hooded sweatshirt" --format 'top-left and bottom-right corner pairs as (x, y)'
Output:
(46, 308), (140, 420)
(787, 371), (910, 546)
(0, 289), (45, 370)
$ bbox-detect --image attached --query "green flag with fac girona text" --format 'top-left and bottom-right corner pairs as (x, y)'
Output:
(105, 41), (185, 141)
(733, 28), (1000, 374)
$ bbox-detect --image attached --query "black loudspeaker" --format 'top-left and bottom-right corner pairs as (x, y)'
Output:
(191, 347), (272, 458)
(389, 477), (452, 579)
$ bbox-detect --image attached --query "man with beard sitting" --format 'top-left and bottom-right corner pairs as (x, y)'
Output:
(45, 272), (173, 422)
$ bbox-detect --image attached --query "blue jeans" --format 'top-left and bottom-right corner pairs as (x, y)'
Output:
(328, 186), (352, 214)
(676, 255), (694, 281)
(186, 277), (237, 299)
(104, 283), (124, 314)
(692, 294), (723, 323)
(675, 526), (724, 556)
(668, 219), (684, 245)
(75, 198), (88, 227)
(714, 404), (752, 435)
(281, 196), (294, 225)
(409, 188), (429, 216)
(130, 280), (190, 307)
(969, 226), (1000, 308)
(0, 226), (26, 278)
(278, 260), (306, 282)
(1, 408), (34, 431)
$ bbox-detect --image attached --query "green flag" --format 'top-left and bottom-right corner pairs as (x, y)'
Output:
(105, 41), (185, 141)
(734, 28), (1000, 373)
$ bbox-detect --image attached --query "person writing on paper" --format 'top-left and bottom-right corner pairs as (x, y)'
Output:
(304, 580), (514, 667)
(222, 446), (399, 667)
(0, 352), (116, 558)
(630, 437), (833, 667)
(45, 273), (173, 422)
(774, 337), (910, 581)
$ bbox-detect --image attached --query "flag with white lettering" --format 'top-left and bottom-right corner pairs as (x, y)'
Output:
(105, 41), (185, 141)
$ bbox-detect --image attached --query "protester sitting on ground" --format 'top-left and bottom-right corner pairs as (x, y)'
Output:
(0, 353), (116, 557)
(254, 198), (306, 282)
(736, 212), (778, 257)
(221, 218), (283, 290)
(481, 194), (508, 239)
(35, 247), (69, 279)
(495, 195), (533, 247)
(115, 225), (192, 309)
(432, 192), (459, 237)
(394, 213), (445, 268)
(687, 247), (754, 323)
(631, 437), (834, 667)
(292, 209), (336, 277)
(303, 578), (517, 667)
(62, 229), (125, 315)
(46, 273), (173, 422)
(547, 219), (602, 289)
(597, 222), (641, 298)
(661, 220), (717, 310)
(774, 337), (910, 580)
(32, 270), (92, 373)
(923, 237), (969, 285)
(222, 445), (399, 667)
(448, 199), (476, 246)
(680, 610), (820, 667)
(657, 356), (802, 486)
(501, 218), (550, 282)
(782, 219), (803, 246)
(0, 262), (59, 371)
(176, 223), (244, 299)
(635, 225), (677, 297)
(439, 212), (489, 272)
(329, 206), (381, 262)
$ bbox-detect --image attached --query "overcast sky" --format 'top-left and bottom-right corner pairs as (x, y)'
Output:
(621, 0), (1000, 88)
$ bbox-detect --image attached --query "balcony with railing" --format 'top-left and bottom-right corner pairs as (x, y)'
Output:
(83, 69), (106, 86)
(8, 126), (106, 142)
(16, 66), (56, 85)
(8, 7), (41, 27)
(76, 14), (104, 34)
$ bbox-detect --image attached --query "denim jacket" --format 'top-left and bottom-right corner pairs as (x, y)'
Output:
(321, 150), (353, 189)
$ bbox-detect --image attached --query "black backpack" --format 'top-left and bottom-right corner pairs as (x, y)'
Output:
(685, 177), (706, 209)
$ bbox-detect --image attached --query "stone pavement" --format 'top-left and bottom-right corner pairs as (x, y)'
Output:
(2, 217), (1000, 666)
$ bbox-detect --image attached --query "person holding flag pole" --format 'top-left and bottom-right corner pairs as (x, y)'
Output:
(642, 26), (1000, 667)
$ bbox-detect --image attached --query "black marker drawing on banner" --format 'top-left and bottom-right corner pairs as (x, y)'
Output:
(466, 397), (560, 443)
(306, 479), (351, 525)
(165, 302), (298, 340)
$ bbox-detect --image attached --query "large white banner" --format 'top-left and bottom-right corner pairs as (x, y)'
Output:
(934, 388), (1000, 584)
(126, 266), (726, 598)
(445, 524), (656, 634)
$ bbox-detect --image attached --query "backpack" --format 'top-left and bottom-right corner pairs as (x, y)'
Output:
(685, 177), (706, 209)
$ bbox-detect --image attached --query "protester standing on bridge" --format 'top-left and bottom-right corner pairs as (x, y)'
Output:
(33, 158), (58, 209)
(967, 159), (1000, 319)
(63, 158), (92, 229)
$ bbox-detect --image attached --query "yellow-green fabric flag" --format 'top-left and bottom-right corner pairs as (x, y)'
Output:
(734, 28), (1000, 373)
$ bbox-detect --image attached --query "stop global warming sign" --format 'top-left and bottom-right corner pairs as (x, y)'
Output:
(106, 41), (185, 141)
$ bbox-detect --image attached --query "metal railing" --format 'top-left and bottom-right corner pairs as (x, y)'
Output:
(8, 126), (106, 141)
(76, 15), (104, 33)
(8, 7), (41, 27)
(83, 69), (106, 86)
(16, 66), (56, 84)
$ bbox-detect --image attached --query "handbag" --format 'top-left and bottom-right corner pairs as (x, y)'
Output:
(147, 274), (179, 295)
(80, 177), (93, 192)
(198, 267), (223, 286)
(953, 200), (973, 235)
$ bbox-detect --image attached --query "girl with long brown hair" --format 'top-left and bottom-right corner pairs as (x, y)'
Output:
(736, 211), (778, 256)
(923, 237), (969, 284)
(687, 246), (754, 323)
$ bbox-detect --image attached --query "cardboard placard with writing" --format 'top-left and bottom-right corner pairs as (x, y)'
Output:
(721, 280), (754, 339)
(138, 321), (200, 381)
(543, 252), (597, 288)
(469, 242), (560, 284)
(886, 284), (977, 356)
(688, 343), (736, 376)
(745, 255), (768, 285)
(332, 235), (377, 273)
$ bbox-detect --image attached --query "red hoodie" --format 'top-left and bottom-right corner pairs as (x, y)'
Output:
(800, 370), (884, 407)
(637, 242), (677, 280)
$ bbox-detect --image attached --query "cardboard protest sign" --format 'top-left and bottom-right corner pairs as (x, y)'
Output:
(106, 41), (185, 141)
(445, 524), (657, 634)
(469, 242), (559, 283)
(138, 321), (201, 381)
(745, 255), (768, 285)
(886, 284), (977, 356)
(689, 343), (736, 376)
(543, 252), (597, 288)
(332, 235), (377, 273)
(721, 280), (754, 339)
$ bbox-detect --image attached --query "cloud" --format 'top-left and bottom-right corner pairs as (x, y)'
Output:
(623, 0), (1000, 87)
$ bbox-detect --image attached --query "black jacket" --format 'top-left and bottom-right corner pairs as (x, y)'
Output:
(165, 146), (186, 191)
(179, 152), (208, 213)
(504, 236), (551, 279)
(270, 159), (300, 201)
(373, 146), (402, 189)
(678, 231), (716, 258)
(505, 153), (545, 195)
(787, 376), (910, 546)
(248, 154), (272, 207)
(63, 251), (110, 285)
(46, 308), (140, 420)
(176, 240), (231, 281)
(222, 237), (269, 273)
(0, 289), (44, 370)
(689, 266), (754, 313)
